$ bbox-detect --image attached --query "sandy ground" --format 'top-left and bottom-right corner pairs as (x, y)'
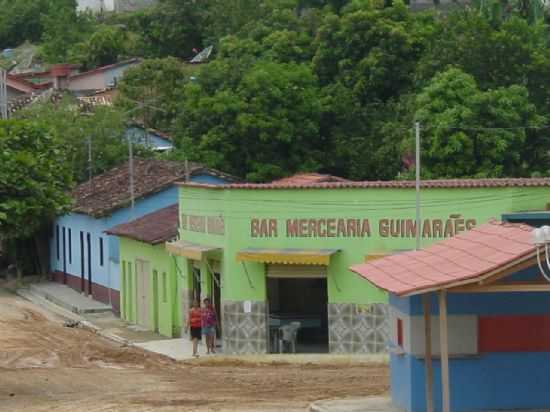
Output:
(0, 288), (389, 412)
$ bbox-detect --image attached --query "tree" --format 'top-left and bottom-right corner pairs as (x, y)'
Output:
(124, 0), (205, 59)
(410, 67), (545, 178)
(0, 119), (73, 279)
(71, 25), (129, 69)
(40, 0), (96, 63)
(0, 0), (50, 48)
(313, 2), (433, 103)
(175, 61), (324, 181)
(416, 13), (550, 113)
(17, 98), (152, 183)
(471, 0), (546, 25)
(117, 57), (192, 131)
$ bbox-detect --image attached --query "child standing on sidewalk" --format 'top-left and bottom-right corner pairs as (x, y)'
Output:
(202, 298), (217, 354)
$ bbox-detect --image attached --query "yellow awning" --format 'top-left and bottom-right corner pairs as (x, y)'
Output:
(236, 248), (338, 266)
(165, 240), (220, 261)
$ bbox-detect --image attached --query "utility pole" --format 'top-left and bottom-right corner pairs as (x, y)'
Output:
(128, 136), (135, 219)
(0, 68), (8, 120)
(415, 122), (421, 251)
(88, 136), (93, 183)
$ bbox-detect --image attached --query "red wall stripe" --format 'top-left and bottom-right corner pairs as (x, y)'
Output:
(479, 315), (550, 352)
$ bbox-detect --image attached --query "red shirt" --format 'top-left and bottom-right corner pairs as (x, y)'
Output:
(189, 307), (202, 328)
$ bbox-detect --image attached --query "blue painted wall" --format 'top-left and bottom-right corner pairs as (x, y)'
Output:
(50, 173), (229, 293)
(389, 280), (550, 412)
(391, 352), (550, 412)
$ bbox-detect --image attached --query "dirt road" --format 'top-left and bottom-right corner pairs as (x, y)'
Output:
(0, 289), (389, 412)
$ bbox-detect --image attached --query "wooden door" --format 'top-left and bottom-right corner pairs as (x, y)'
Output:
(136, 260), (151, 329)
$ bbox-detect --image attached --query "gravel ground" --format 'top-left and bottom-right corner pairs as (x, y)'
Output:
(0, 288), (389, 412)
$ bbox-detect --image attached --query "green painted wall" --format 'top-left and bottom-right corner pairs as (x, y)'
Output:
(119, 238), (180, 338)
(179, 185), (550, 306)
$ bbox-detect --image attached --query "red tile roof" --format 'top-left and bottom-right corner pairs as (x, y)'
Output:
(72, 159), (236, 218)
(178, 177), (550, 190)
(105, 204), (178, 245)
(349, 221), (537, 296)
(271, 173), (349, 185)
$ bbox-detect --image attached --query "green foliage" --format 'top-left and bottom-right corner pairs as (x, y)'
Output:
(471, 0), (546, 25)
(71, 25), (129, 69)
(0, 119), (72, 240)
(16, 98), (153, 183)
(175, 61), (323, 181)
(313, 3), (434, 102)
(40, 1), (96, 63)
(0, 0), (49, 49)
(410, 68), (545, 178)
(117, 57), (193, 131)
(122, 0), (205, 59)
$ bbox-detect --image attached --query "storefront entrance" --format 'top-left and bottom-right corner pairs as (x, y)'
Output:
(267, 265), (329, 353)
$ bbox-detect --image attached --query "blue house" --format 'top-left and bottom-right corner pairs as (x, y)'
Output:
(124, 124), (174, 152)
(351, 220), (550, 412)
(49, 159), (234, 313)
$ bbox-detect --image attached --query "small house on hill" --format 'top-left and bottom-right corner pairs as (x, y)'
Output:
(49, 159), (235, 313)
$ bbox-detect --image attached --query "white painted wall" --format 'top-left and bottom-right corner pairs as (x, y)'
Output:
(390, 307), (479, 357)
(77, 0), (115, 13)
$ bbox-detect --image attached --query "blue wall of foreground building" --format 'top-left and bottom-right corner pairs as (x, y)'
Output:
(389, 284), (550, 412)
(391, 352), (550, 412)
(50, 174), (228, 302)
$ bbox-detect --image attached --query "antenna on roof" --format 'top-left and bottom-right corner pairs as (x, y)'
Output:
(190, 46), (213, 64)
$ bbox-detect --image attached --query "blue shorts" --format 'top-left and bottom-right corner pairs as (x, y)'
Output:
(202, 326), (216, 336)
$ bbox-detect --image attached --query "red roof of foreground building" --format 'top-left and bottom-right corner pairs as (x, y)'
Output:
(350, 221), (537, 296)
(105, 204), (178, 245)
(271, 173), (350, 185)
(178, 177), (550, 190)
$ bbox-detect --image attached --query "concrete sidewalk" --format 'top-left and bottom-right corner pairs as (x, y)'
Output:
(17, 282), (205, 361)
(309, 397), (401, 412)
(29, 282), (112, 314)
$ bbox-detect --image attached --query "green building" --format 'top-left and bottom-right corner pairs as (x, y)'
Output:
(107, 204), (181, 338)
(166, 175), (550, 355)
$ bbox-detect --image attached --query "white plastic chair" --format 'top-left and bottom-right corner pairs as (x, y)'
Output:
(278, 321), (301, 354)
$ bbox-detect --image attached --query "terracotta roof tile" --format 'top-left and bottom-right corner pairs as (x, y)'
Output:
(271, 173), (350, 185)
(105, 204), (178, 245)
(72, 159), (236, 218)
(178, 177), (550, 190)
(350, 221), (537, 296)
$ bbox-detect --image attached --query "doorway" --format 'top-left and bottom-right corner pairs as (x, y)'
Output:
(136, 260), (151, 329)
(192, 267), (201, 301)
(267, 272), (329, 353)
(211, 272), (222, 337)
(152, 270), (160, 333)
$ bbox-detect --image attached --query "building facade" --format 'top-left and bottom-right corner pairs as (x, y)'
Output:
(107, 205), (181, 338)
(169, 178), (550, 354)
(50, 159), (232, 313)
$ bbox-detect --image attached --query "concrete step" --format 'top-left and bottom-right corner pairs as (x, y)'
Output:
(29, 282), (112, 314)
(309, 397), (401, 412)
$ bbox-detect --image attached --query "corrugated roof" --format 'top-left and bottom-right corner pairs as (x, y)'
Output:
(271, 173), (350, 185)
(72, 159), (236, 218)
(105, 204), (178, 245)
(349, 221), (536, 296)
(178, 177), (550, 190)
(68, 58), (140, 80)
